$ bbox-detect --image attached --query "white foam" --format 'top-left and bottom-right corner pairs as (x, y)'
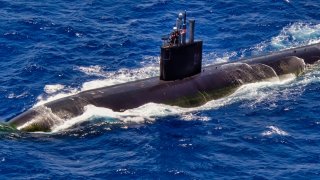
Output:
(180, 113), (211, 121)
(262, 126), (289, 136)
(249, 22), (320, 55)
(80, 66), (159, 91)
(77, 65), (104, 76)
(35, 88), (79, 107)
(202, 51), (238, 65)
(272, 23), (320, 50)
(233, 76), (295, 106)
(204, 23), (320, 64)
(7, 92), (28, 99)
(298, 63), (320, 84)
(44, 84), (65, 94)
(35, 56), (160, 106)
(77, 56), (159, 91)
(51, 103), (180, 132)
(51, 103), (208, 132)
(50, 77), (297, 132)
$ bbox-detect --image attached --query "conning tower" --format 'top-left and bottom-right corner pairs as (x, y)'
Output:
(160, 11), (203, 81)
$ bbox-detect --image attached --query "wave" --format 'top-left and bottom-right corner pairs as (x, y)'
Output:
(205, 23), (320, 63)
(271, 23), (320, 49)
(35, 56), (160, 106)
(50, 77), (297, 132)
(252, 22), (320, 54)
(7, 92), (28, 99)
(76, 65), (105, 77)
(261, 126), (289, 136)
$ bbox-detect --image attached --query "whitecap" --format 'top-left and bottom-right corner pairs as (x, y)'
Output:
(261, 126), (289, 136)
(7, 92), (28, 99)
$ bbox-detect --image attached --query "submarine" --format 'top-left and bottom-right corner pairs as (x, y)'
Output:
(7, 11), (320, 132)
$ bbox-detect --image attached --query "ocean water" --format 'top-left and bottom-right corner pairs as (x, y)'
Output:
(1, 0), (320, 179)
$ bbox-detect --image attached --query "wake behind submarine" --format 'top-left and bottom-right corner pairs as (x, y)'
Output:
(8, 11), (320, 132)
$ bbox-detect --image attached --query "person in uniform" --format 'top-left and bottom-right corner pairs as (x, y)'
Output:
(170, 27), (180, 46)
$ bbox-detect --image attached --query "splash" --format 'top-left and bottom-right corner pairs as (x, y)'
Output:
(204, 23), (320, 64)
(202, 51), (238, 65)
(44, 84), (65, 94)
(272, 23), (320, 49)
(253, 23), (320, 53)
(51, 103), (182, 132)
(76, 65), (104, 77)
(18, 106), (64, 132)
(35, 56), (160, 106)
(35, 87), (79, 107)
(80, 65), (159, 91)
(50, 77), (295, 132)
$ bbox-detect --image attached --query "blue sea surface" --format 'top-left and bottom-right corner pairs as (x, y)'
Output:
(1, 0), (320, 179)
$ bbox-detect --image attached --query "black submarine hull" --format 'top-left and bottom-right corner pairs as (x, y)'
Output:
(8, 43), (320, 132)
